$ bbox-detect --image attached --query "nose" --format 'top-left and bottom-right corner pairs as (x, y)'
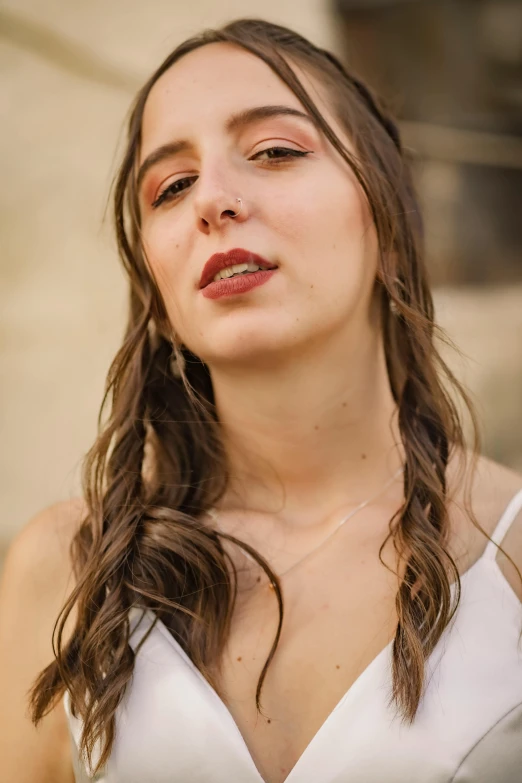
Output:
(193, 167), (248, 231)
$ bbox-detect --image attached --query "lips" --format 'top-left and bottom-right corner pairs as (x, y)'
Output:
(199, 248), (277, 289)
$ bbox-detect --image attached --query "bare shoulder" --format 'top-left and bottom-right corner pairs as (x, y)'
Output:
(9, 498), (87, 558)
(461, 453), (522, 600)
(467, 453), (522, 526)
(8, 496), (87, 562)
(0, 494), (88, 665)
(0, 498), (87, 783)
(3, 498), (87, 611)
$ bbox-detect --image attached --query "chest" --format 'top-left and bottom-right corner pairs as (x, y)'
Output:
(210, 538), (401, 783)
(199, 494), (500, 783)
(116, 557), (522, 783)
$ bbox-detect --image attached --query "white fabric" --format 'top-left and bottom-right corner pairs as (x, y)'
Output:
(64, 489), (522, 783)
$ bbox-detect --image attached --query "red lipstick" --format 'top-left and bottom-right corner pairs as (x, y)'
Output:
(199, 248), (277, 300)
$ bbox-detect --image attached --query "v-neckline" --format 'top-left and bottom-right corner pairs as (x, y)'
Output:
(131, 557), (488, 783)
(142, 605), (393, 783)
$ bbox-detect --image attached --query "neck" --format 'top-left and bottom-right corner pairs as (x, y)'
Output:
(209, 325), (404, 527)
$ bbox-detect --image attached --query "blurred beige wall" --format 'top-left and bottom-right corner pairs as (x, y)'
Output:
(1, 0), (521, 559)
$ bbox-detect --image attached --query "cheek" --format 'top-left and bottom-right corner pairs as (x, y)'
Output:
(142, 224), (186, 322)
(317, 169), (371, 243)
(279, 169), (373, 282)
(292, 159), (367, 239)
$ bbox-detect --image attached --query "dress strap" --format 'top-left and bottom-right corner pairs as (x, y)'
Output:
(128, 605), (156, 651)
(483, 486), (522, 561)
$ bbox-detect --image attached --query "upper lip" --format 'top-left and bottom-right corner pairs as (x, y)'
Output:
(199, 248), (277, 289)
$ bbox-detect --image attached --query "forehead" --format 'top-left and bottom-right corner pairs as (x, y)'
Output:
(140, 42), (332, 155)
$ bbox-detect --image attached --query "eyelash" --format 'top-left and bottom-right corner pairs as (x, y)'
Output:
(151, 146), (311, 209)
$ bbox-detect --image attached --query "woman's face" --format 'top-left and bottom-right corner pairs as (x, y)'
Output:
(138, 43), (380, 367)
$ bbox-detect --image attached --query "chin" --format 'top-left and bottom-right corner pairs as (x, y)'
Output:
(199, 325), (299, 369)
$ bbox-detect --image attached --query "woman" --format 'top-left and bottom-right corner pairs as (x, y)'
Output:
(1, 17), (521, 783)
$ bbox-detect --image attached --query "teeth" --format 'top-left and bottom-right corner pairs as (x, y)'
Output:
(213, 262), (262, 282)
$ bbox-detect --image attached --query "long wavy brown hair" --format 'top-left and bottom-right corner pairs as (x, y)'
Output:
(30, 17), (486, 775)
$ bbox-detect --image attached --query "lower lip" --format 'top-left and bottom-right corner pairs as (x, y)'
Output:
(201, 269), (277, 300)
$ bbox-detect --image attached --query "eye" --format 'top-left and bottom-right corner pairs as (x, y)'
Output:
(250, 146), (311, 163)
(150, 147), (311, 209)
(152, 176), (197, 209)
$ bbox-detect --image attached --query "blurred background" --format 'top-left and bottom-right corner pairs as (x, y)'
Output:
(1, 0), (521, 565)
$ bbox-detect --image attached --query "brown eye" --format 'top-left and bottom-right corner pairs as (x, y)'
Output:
(152, 176), (198, 209)
(251, 146), (310, 162)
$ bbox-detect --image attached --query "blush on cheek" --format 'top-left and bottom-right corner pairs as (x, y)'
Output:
(148, 251), (189, 333)
(270, 197), (313, 243)
(142, 247), (174, 307)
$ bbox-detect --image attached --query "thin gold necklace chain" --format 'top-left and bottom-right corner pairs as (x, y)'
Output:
(208, 466), (404, 589)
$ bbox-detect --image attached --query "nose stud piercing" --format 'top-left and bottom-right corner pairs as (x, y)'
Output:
(230, 197), (242, 217)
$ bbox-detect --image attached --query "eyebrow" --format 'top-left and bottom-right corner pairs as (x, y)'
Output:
(136, 104), (317, 191)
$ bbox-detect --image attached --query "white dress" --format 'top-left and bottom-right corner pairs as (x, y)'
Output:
(64, 488), (522, 783)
